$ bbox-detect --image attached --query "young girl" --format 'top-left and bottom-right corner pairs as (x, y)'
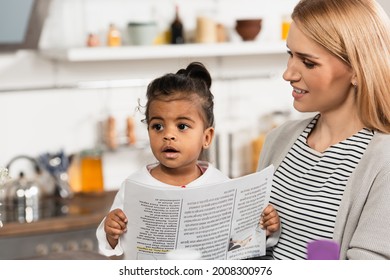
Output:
(96, 62), (279, 259)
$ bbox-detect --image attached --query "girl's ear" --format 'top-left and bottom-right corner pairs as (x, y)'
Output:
(203, 127), (214, 149)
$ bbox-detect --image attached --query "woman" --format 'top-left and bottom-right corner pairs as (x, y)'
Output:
(259, 0), (390, 259)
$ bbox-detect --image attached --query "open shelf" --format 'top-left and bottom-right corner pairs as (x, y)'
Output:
(40, 41), (287, 62)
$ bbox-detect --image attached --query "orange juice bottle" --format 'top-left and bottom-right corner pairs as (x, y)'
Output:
(79, 149), (104, 193)
(107, 23), (122, 47)
(281, 15), (292, 40)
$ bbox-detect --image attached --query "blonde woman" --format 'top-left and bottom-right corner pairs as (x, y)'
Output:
(258, 0), (390, 259)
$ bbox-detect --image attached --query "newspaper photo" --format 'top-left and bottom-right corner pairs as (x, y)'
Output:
(122, 165), (274, 260)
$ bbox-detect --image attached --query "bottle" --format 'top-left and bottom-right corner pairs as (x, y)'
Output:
(281, 15), (292, 41)
(107, 23), (122, 47)
(170, 5), (184, 44)
(86, 33), (100, 47)
(68, 149), (104, 194)
(79, 149), (104, 194)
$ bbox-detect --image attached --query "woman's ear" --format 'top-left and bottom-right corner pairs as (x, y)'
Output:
(203, 127), (214, 149)
(351, 73), (357, 87)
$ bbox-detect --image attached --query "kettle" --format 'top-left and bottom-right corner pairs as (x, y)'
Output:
(5, 171), (42, 223)
(3, 155), (56, 223)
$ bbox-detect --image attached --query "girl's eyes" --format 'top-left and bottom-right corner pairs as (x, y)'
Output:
(150, 123), (189, 131)
(151, 123), (163, 131)
(178, 123), (189, 130)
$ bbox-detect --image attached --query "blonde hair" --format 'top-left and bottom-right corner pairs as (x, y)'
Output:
(292, 0), (390, 133)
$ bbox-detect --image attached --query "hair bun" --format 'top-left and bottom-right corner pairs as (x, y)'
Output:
(178, 62), (212, 89)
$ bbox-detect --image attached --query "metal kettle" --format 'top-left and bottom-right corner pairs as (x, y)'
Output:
(3, 155), (56, 223)
(5, 171), (42, 223)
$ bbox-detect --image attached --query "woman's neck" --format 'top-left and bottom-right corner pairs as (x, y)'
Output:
(307, 111), (364, 153)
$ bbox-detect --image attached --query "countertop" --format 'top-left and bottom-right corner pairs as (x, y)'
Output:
(0, 191), (116, 237)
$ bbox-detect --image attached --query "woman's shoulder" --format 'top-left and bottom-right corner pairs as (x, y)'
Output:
(369, 132), (390, 156)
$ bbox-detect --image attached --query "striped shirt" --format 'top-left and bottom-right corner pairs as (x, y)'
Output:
(269, 114), (374, 259)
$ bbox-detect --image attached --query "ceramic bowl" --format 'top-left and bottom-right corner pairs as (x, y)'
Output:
(235, 19), (262, 41)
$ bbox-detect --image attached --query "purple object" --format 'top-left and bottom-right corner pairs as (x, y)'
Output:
(307, 240), (340, 260)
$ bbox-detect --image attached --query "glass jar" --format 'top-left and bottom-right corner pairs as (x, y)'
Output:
(80, 149), (104, 193)
(107, 23), (122, 47)
(68, 149), (104, 194)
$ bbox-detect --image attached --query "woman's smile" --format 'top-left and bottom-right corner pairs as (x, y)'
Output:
(292, 87), (308, 100)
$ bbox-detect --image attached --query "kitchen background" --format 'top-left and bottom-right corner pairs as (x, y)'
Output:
(1, 0), (389, 260)
(0, 0), (300, 188)
(1, 0), (389, 188)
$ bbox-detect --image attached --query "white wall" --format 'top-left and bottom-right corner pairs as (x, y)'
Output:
(0, 0), (300, 188)
(377, 0), (390, 15)
(39, 0), (298, 49)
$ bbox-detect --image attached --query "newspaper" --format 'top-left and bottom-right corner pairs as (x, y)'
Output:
(122, 165), (274, 260)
